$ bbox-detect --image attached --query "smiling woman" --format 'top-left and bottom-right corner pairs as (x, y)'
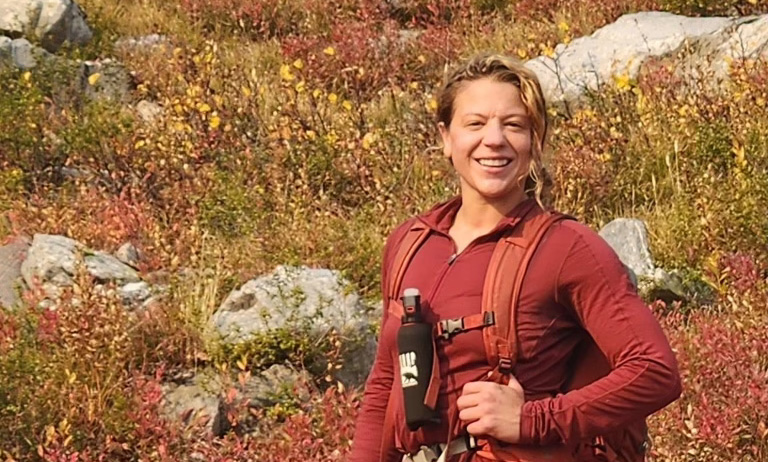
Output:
(349, 53), (681, 462)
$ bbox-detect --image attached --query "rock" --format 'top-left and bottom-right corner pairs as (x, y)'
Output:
(0, 236), (30, 309)
(115, 242), (140, 268)
(114, 34), (169, 52)
(162, 372), (231, 437)
(118, 281), (152, 308)
(525, 12), (760, 106)
(240, 363), (311, 409)
(599, 218), (655, 278)
(80, 59), (133, 102)
(20, 234), (140, 296)
(10, 38), (50, 69)
(0, 35), (10, 56)
(639, 268), (687, 304)
(210, 265), (377, 386)
(211, 265), (370, 342)
(135, 100), (163, 123)
(162, 364), (310, 437)
(0, 0), (92, 53)
(710, 16), (768, 77)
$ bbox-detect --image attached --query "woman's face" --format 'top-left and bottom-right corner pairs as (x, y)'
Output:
(439, 78), (532, 207)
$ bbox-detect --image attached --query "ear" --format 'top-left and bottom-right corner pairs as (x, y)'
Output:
(438, 122), (451, 158)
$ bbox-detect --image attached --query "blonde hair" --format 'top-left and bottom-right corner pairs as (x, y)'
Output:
(436, 53), (552, 207)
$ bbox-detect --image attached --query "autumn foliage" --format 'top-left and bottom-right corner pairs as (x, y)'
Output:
(1, 0), (767, 460)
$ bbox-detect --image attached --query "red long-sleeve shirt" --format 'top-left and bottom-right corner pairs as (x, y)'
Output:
(349, 197), (681, 461)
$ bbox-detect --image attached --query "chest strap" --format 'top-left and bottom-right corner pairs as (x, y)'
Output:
(436, 312), (496, 340)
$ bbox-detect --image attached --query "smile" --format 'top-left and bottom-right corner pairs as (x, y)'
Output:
(476, 158), (512, 167)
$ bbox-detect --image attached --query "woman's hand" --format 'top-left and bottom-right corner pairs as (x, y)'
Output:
(456, 374), (525, 443)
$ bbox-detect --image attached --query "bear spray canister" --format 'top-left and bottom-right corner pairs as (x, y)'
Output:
(396, 288), (439, 431)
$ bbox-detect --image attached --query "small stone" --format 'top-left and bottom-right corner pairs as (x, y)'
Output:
(11, 38), (41, 69)
(136, 100), (163, 123)
(118, 281), (151, 307)
(115, 242), (140, 268)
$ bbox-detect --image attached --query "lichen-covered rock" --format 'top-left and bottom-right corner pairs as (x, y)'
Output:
(211, 265), (369, 342)
(210, 265), (377, 386)
(20, 234), (140, 296)
(80, 59), (133, 102)
(0, 0), (92, 53)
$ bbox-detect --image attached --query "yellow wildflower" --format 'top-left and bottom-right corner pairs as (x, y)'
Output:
(362, 132), (375, 150)
(280, 64), (295, 81)
(323, 46), (336, 56)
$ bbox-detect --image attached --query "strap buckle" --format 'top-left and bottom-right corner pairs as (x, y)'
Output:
(498, 356), (514, 374)
(438, 317), (464, 339)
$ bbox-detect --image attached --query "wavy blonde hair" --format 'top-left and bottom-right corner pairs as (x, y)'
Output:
(436, 53), (552, 207)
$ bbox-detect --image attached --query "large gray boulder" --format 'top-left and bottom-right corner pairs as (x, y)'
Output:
(20, 234), (140, 298)
(210, 265), (377, 386)
(526, 12), (768, 106)
(0, 237), (30, 309)
(0, 0), (92, 52)
(211, 265), (370, 341)
(599, 218), (655, 279)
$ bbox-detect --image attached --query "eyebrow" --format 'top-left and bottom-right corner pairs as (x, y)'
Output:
(463, 112), (528, 118)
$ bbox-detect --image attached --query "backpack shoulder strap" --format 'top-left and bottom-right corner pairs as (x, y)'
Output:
(386, 220), (431, 315)
(482, 210), (574, 377)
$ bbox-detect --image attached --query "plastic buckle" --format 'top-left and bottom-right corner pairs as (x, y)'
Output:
(438, 317), (464, 339)
(498, 356), (513, 374)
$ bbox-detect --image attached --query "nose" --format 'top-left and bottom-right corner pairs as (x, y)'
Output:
(482, 119), (505, 147)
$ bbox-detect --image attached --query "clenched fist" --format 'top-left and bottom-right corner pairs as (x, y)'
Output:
(456, 374), (525, 443)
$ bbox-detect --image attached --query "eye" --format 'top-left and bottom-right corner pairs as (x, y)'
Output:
(505, 120), (527, 129)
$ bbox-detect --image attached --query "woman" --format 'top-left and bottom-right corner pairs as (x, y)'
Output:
(349, 53), (681, 462)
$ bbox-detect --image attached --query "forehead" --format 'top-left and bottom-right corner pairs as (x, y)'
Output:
(452, 78), (527, 116)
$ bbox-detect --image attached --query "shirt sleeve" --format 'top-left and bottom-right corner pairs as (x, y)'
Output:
(518, 221), (682, 446)
(348, 223), (412, 462)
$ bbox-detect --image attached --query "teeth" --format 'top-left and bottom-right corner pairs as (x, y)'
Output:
(477, 158), (511, 167)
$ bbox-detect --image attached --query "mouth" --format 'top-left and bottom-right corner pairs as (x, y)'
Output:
(475, 158), (512, 168)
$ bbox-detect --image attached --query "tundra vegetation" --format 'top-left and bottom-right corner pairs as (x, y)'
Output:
(1, 0), (767, 460)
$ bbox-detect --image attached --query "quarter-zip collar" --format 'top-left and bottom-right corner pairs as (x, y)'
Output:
(416, 195), (540, 235)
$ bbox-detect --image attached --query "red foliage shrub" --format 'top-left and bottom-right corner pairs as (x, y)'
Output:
(652, 301), (768, 460)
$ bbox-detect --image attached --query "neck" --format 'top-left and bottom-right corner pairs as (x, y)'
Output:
(454, 189), (528, 232)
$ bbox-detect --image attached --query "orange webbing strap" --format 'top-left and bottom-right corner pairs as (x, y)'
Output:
(379, 221), (432, 462)
(388, 222), (431, 303)
(483, 211), (572, 378)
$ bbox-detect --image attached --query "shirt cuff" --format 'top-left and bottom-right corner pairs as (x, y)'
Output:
(518, 401), (538, 445)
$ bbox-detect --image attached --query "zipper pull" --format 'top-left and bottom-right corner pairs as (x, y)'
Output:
(448, 253), (457, 265)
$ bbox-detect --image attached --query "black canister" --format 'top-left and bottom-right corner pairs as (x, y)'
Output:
(396, 287), (439, 430)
